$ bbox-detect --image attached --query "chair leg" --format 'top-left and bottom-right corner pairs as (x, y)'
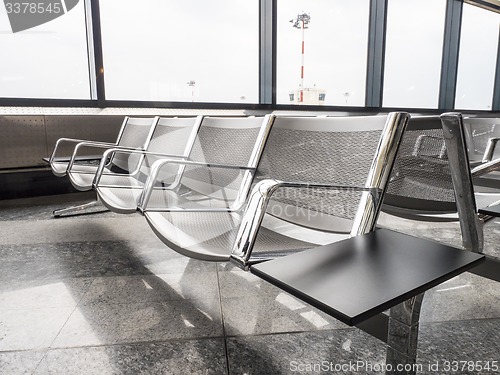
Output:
(385, 293), (424, 375)
(53, 197), (109, 217)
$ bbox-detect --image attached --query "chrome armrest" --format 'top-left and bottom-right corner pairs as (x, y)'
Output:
(138, 158), (254, 213)
(49, 137), (116, 164)
(471, 156), (500, 178)
(67, 142), (145, 173)
(93, 147), (188, 187)
(230, 179), (380, 269)
(482, 137), (500, 162)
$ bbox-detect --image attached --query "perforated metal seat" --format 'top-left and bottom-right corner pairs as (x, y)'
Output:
(382, 114), (484, 253)
(94, 116), (203, 214)
(462, 117), (500, 212)
(229, 113), (409, 267)
(463, 117), (500, 165)
(140, 113), (409, 263)
(139, 115), (275, 260)
(65, 117), (159, 191)
(49, 116), (158, 179)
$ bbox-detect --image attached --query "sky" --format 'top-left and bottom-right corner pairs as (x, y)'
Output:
(0, 0), (499, 109)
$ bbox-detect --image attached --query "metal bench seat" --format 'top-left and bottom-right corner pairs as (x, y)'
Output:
(145, 210), (318, 261)
(234, 113), (486, 374)
(462, 116), (500, 215)
(53, 116), (198, 217)
(93, 116), (203, 213)
(140, 113), (409, 263)
(97, 116), (270, 215)
(50, 116), (158, 180)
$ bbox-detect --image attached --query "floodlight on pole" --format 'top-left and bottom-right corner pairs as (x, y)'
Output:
(290, 12), (310, 103)
(187, 80), (196, 102)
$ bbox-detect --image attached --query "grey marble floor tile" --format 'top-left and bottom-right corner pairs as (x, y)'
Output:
(378, 212), (500, 259)
(80, 272), (219, 305)
(35, 340), (227, 375)
(0, 307), (75, 351)
(227, 329), (386, 375)
(377, 212), (464, 249)
(222, 295), (348, 336)
(417, 319), (500, 374)
(0, 215), (155, 246)
(0, 193), (100, 222)
(421, 273), (500, 322)
(125, 245), (218, 275)
(0, 350), (46, 375)
(52, 299), (223, 348)
(0, 200), (115, 222)
(0, 241), (150, 282)
(0, 277), (94, 310)
(218, 267), (284, 299)
(483, 219), (500, 258)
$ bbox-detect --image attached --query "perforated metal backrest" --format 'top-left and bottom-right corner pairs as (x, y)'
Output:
(180, 116), (270, 197)
(255, 115), (393, 232)
(139, 116), (202, 183)
(111, 117), (158, 171)
(384, 116), (456, 213)
(463, 117), (500, 162)
(188, 117), (264, 165)
(116, 117), (157, 148)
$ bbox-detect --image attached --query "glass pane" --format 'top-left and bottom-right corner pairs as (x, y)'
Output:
(100, 0), (258, 103)
(0, 0), (91, 99)
(383, 0), (446, 108)
(277, 0), (370, 106)
(455, 4), (500, 110)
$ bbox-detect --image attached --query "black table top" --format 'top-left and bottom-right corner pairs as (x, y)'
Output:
(251, 229), (484, 326)
(478, 204), (500, 217)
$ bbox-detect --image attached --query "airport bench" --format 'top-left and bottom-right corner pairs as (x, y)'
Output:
(229, 113), (485, 374)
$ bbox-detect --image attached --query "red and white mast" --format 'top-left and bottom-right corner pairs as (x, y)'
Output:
(290, 13), (311, 103)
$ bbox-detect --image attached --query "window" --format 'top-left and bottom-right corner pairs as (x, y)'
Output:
(277, 0), (370, 106)
(455, 3), (500, 110)
(99, 0), (259, 103)
(0, 0), (91, 99)
(383, 0), (447, 108)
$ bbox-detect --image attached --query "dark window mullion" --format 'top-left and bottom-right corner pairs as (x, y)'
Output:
(90, 0), (106, 108)
(492, 30), (500, 110)
(365, 0), (387, 109)
(439, 0), (463, 111)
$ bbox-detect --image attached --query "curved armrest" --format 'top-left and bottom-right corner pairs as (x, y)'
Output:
(93, 147), (188, 187)
(482, 137), (500, 162)
(230, 179), (379, 269)
(138, 158), (254, 213)
(68, 142), (145, 172)
(471, 156), (500, 178)
(49, 138), (116, 163)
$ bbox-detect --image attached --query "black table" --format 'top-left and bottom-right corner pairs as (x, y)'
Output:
(251, 229), (484, 326)
(478, 204), (500, 217)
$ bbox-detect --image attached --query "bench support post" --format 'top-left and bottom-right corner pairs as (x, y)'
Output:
(53, 196), (109, 217)
(385, 293), (424, 375)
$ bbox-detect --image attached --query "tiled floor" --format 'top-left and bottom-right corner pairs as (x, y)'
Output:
(0, 193), (499, 374)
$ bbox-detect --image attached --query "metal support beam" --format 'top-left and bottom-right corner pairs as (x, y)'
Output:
(492, 30), (500, 110)
(89, 0), (106, 108)
(365, 0), (387, 108)
(260, 0), (274, 105)
(439, 0), (463, 111)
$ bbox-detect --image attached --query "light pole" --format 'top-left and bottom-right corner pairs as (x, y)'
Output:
(187, 80), (196, 102)
(343, 92), (350, 105)
(290, 13), (311, 104)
